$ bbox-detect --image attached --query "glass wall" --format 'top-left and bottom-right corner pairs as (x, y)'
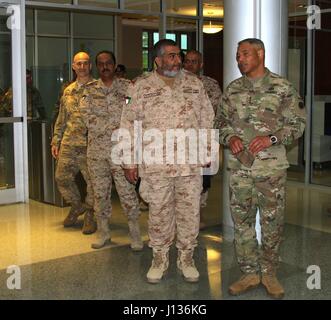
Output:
(311, 6), (331, 186)
(26, 9), (115, 121)
(0, 8), (15, 190)
(287, 2), (307, 183)
(288, 1), (331, 187)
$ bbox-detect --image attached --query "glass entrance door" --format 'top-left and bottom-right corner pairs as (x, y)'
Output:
(0, 1), (27, 204)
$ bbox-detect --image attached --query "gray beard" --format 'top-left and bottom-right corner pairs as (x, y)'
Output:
(163, 70), (179, 78)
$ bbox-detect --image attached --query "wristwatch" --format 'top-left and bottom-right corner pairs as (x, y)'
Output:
(269, 135), (278, 145)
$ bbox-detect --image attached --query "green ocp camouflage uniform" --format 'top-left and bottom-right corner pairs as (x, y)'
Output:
(79, 78), (140, 221)
(214, 68), (306, 274)
(0, 86), (45, 119)
(121, 70), (214, 250)
(51, 80), (94, 209)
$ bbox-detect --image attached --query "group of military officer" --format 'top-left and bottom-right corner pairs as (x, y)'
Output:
(51, 37), (305, 299)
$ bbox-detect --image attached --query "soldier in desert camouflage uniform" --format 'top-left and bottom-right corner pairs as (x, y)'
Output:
(51, 52), (96, 235)
(214, 38), (306, 299)
(121, 40), (214, 284)
(183, 49), (222, 222)
(79, 51), (143, 251)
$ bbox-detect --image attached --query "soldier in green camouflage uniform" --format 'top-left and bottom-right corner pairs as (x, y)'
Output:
(79, 51), (143, 251)
(0, 70), (45, 119)
(51, 52), (96, 234)
(215, 38), (305, 299)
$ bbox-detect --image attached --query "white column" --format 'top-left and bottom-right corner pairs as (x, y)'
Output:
(222, 0), (288, 241)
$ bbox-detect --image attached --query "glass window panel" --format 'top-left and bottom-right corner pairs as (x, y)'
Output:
(142, 31), (149, 47)
(311, 12), (331, 186)
(124, 0), (160, 12)
(287, 0), (307, 183)
(73, 13), (114, 38)
(0, 124), (15, 189)
(166, 33), (176, 41)
(26, 9), (34, 35)
(0, 9), (14, 190)
(78, 0), (118, 8)
(0, 34), (12, 114)
(153, 32), (159, 44)
(142, 49), (148, 70)
(37, 10), (69, 35)
(203, 0), (224, 18)
(181, 34), (187, 50)
(166, 0), (197, 16)
(26, 36), (34, 71)
(37, 37), (69, 120)
(0, 8), (10, 33)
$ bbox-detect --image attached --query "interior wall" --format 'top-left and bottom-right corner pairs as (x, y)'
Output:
(203, 31), (223, 90)
(120, 25), (143, 79)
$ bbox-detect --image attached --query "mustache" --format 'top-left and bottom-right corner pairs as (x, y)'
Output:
(102, 69), (110, 73)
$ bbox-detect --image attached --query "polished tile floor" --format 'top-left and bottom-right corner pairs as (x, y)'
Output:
(0, 172), (331, 300)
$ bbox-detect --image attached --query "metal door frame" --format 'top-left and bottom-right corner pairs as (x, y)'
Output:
(0, 0), (28, 204)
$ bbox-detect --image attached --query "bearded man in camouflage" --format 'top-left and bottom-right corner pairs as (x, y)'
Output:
(121, 40), (214, 284)
(215, 38), (305, 299)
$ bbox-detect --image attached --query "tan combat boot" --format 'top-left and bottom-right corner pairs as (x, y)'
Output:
(228, 273), (261, 296)
(128, 219), (144, 251)
(91, 217), (111, 249)
(82, 209), (97, 235)
(261, 273), (285, 299)
(177, 249), (200, 282)
(63, 202), (86, 227)
(146, 249), (169, 283)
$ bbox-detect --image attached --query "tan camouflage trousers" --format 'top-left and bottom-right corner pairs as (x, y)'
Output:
(87, 157), (139, 220)
(55, 144), (93, 209)
(140, 174), (202, 250)
(229, 169), (287, 274)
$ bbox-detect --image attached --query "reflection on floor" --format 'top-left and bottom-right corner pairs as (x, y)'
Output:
(288, 166), (331, 186)
(0, 173), (331, 299)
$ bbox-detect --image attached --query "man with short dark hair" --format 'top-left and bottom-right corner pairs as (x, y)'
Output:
(121, 39), (214, 283)
(215, 38), (306, 299)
